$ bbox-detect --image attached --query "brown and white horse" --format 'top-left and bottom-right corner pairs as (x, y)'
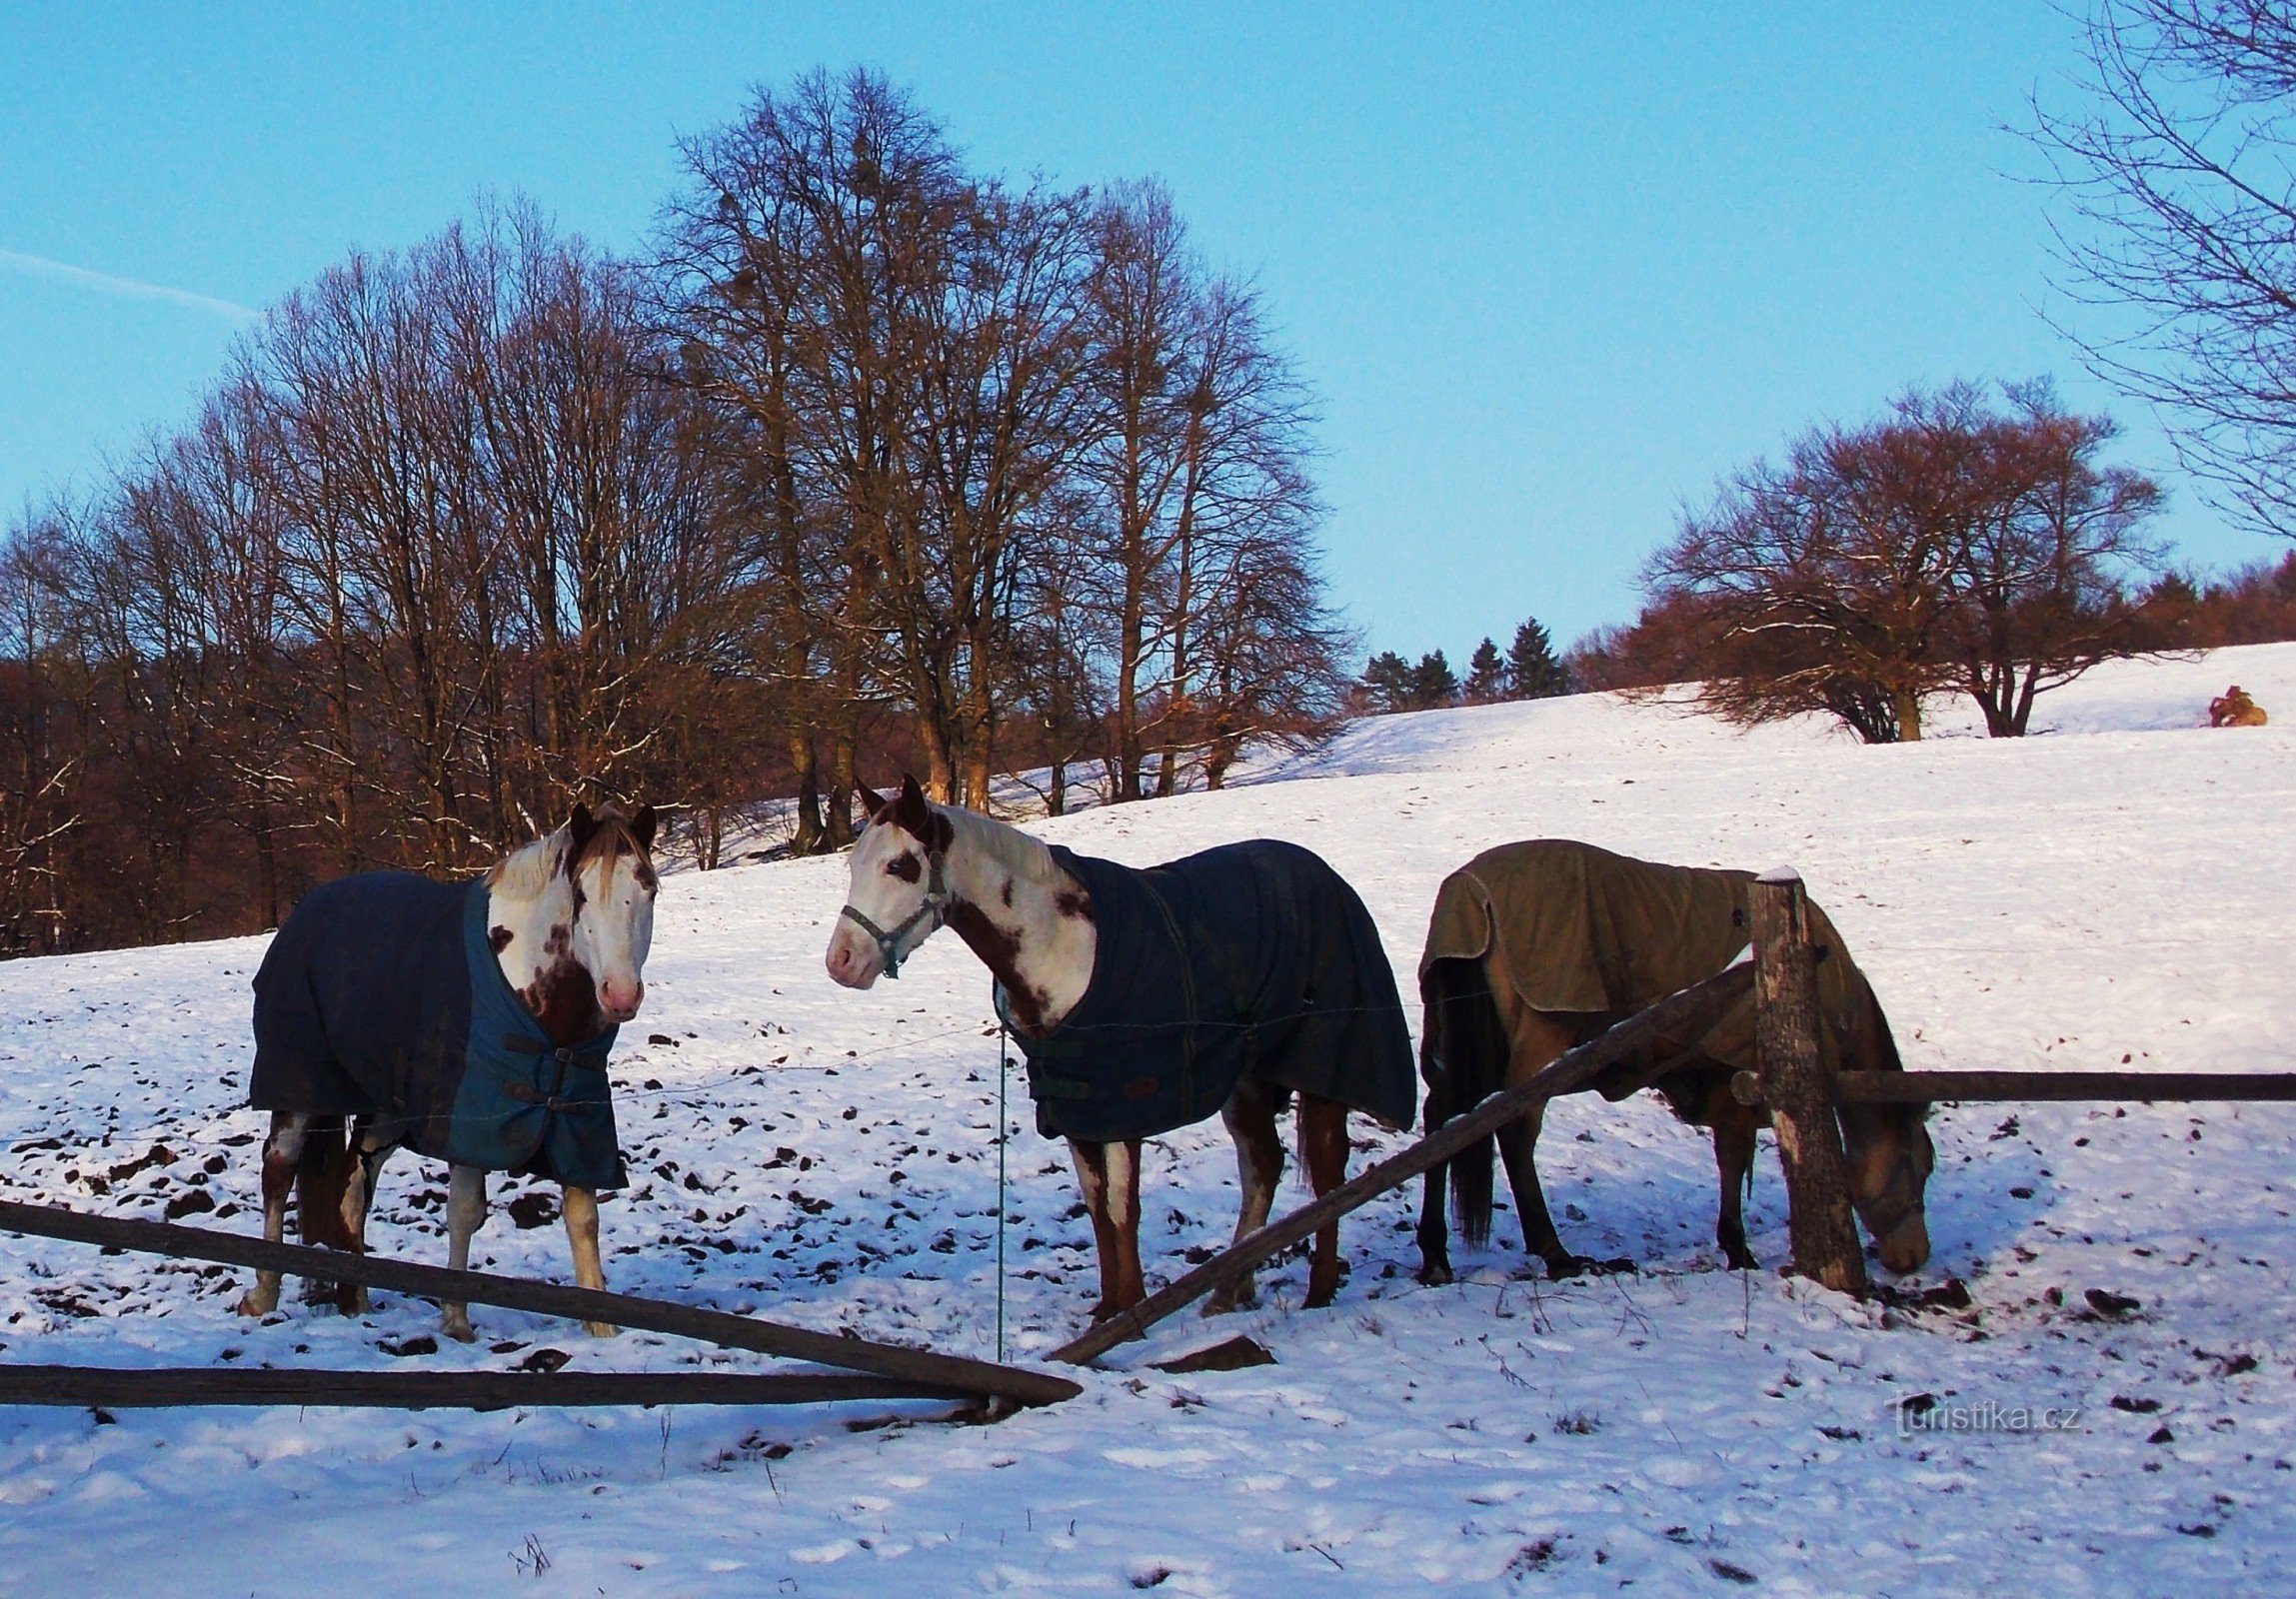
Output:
(824, 777), (1357, 1321)
(237, 803), (658, 1340)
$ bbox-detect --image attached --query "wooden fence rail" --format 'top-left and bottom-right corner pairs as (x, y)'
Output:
(0, 1366), (967, 1410)
(1828, 1070), (2296, 1103)
(0, 1199), (1080, 1408)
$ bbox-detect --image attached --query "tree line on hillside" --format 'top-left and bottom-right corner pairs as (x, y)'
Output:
(0, 70), (1351, 956)
(1357, 617), (1572, 713)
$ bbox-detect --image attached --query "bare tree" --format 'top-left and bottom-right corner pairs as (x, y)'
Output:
(2035, 1), (2296, 539)
(1648, 383), (2164, 742)
(1950, 384), (2166, 735)
(1650, 388), (1987, 742)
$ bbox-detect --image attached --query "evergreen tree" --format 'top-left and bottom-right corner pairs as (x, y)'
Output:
(1507, 617), (1571, 699)
(1360, 651), (1414, 712)
(1409, 649), (1458, 709)
(1463, 637), (1506, 702)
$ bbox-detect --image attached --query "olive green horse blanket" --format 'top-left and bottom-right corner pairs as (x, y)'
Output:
(1418, 839), (1902, 1081)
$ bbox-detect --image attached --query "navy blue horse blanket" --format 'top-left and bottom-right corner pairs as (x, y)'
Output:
(1004, 839), (1416, 1143)
(249, 871), (626, 1189)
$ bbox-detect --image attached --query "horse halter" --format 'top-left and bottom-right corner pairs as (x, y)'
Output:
(839, 847), (951, 980)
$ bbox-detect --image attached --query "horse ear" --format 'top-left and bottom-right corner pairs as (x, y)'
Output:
(567, 803), (597, 861)
(629, 803), (658, 852)
(856, 783), (887, 822)
(893, 773), (934, 839)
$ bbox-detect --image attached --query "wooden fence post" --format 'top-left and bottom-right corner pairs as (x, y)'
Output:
(1750, 867), (1868, 1298)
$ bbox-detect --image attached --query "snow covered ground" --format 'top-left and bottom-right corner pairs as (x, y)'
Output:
(1, 644), (2292, 1596)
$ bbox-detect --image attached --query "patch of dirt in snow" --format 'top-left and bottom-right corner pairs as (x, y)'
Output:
(0, 644), (2291, 1594)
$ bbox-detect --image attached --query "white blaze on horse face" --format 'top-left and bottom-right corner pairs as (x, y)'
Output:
(826, 819), (936, 988)
(573, 848), (656, 1023)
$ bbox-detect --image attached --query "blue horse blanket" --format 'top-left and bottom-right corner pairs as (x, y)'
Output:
(1003, 840), (1416, 1143)
(249, 871), (626, 1189)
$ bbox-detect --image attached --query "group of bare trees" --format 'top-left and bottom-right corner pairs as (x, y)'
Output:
(1624, 383), (2166, 742)
(0, 69), (1347, 955)
(657, 72), (1345, 846)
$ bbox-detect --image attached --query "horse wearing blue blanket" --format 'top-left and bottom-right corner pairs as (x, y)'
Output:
(239, 804), (658, 1341)
(827, 778), (1414, 1325)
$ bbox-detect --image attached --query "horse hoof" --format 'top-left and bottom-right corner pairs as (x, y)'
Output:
(233, 1292), (275, 1318)
(1725, 1250), (1758, 1273)
(442, 1319), (476, 1345)
(1416, 1262), (1454, 1287)
(1545, 1255), (1592, 1281)
(1592, 1257), (1638, 1277)
(583, 1321), (619, 1339)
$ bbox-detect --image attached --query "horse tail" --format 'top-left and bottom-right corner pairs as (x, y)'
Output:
(295, 1114), (355, 1250)
(1424, 957), (1507, 1248)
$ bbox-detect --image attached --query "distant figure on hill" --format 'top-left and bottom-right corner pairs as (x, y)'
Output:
(2209, 686), (2269, 728)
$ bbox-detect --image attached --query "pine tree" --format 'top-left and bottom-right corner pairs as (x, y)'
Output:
(1409, 649), (1458, 709)
(1463, 637), (1506, 702)
(1360, 651), (1414, 712)
(1507, 617), (1571, 699)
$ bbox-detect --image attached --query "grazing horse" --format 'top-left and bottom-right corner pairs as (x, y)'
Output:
(825, 777), (1415, 1322)
(2210, 685), (2268, 728)
(1413, 840), (1934, 1284)
(238, 803), (658, 1341)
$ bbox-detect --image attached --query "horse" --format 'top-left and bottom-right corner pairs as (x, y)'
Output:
(824, 777), (1416, 1323)
(237, 803), (658, 1341)
(1411, 839), (1935, 1285)
(2210, 685), (2268, 728)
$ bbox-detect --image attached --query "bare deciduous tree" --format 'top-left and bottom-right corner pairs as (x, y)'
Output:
(2036, 0), (2296, 540)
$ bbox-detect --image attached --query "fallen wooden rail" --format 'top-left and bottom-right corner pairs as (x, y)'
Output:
(0, 1199), (1080, 1408)
(0, 1366), (968, 1411)
(1050, 961), (1757, 1366)
(1830, 1069), (2296, 1103)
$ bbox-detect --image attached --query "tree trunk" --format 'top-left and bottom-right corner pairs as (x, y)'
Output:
(788, 729), (824, 854)
(1892, 688), (1923, 743)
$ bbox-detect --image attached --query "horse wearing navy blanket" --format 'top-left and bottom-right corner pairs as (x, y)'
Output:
(826, 778), (1414, 1323)
(239, 804), (658, 1341)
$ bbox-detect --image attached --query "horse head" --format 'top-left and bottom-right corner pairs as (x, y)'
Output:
(1840, 1100), (1935, 1273)
(562, 802), (659, 1024)
(826, 775), (954, 988)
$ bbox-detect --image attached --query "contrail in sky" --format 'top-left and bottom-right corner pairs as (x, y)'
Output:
(0, 246), (258, 324)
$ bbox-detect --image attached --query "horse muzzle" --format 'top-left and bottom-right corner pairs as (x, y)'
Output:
(824, 931), (882, 989)
(1874, 1211), (1930, 1274)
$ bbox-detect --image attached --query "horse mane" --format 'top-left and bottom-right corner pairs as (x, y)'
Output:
(933, 800), (1065, 889)
(483, 828), (570, 903)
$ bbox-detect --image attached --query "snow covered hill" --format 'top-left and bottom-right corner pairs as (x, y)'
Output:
(1, 644), (2292, 1596)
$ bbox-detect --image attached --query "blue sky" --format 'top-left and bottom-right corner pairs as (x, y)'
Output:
(2, 4), (2283, 658)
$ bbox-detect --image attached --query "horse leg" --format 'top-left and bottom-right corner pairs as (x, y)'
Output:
(441, 1163), (488, 1343)
(1069, 1139), (1127, 1321)
(562, 1185), (616, 1337)
(1492, 1097), (1582, 1278)
(1108, 1139), (1145, 1311)
(1712, 1105), (1760, 1271)
(335, 1124), (396, 1316)
(1208, 1078), (1287, 1314)
(1415, 1155), (1453, 1286)
(236, 1110), (312, 1317)
(1299, 1094), (1349, 1309)
(1491, 995), (1623, 1279)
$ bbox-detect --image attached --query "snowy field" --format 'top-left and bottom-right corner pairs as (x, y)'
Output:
(1, 644), (2293, 1596)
